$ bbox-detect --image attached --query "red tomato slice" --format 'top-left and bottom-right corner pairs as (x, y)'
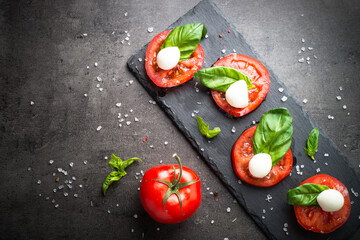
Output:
(145, 30), (205, 88)
(140, 164), (201, 224)
(293, 174), (351, 233)
(211, 54), (270, 117)
(232, 125), (293, 187)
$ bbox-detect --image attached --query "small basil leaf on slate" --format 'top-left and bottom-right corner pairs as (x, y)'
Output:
(304, 128), (319, 160)
(287, 183), (330, 206)
(197, 116), (221, 139)
(253, 107), (293, 166)
(193, 66), (254, 92)
(161, 23), (207, 61)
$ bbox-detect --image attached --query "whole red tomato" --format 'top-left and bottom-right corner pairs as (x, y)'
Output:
(140, 154), (201, 224)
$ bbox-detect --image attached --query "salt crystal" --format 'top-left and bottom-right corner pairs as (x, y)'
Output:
(262, 209), (266, 213)
(306, 57), (310, 61)
(37, 180), (41, 185)
(97, 126), (102, 131)
(108, 209), (111, 214)
(64, 192), (68, 197)
(94, 62), (98, 67)
(86, 66), (90, 69)
(301, 38), (305, 43)
(281, 96), (288, 102)
(134, 117), (139, 122)
(27, 167), (31, 171)
(83, 160), (88, 165)
(156, 227), (160, 231)
(344, 144), (347, 148)
(316, 168), (321, 173)
(211, 220), (215, 224)
(313, 55), (318, 59)
(72, 176), (76, 181)
(298, 58), (305, 63)
(336, 96), (342, 101)
(54, 204), (59, 208)
(308, 47), (313, 51)
(324, 153), (329, 157)
(252, 120), (256, 125)
(205, 34), (208, 39)
(231, 126), (236, 133)
(30, 101), (35, 105)
(347, 112), (350, 116)
(125, 37), (130, 41)
(79, 184), (83, 188)
(221, 49), (226, 54)
(226, 207), (231, 213)
(150, 145), (154, 149)
(96, 76), (102, 82)
(278, 87), (284, 92)
(74, 194), (78, 198)
(53, 189), (57, 193)
(164, 141), (168, 145)
(343, 105), (347, 109)
(339, 86), (343, 91)
(200, 148), (204, 152)
(99, 88), (103, 92)
(133, 214), (138, 219)
(302, 98), (308, 104)
(69, 162), (74, 168)
(124, 12), (128, 17)
(131, 229), (134, 233)
(147, 27), (154, 33)
(327, 115), (334, 120)
(49, 160), (54, 165)
(84, 93), (88, 97)
(58, 185), (64, 190)
(126, 121), (131, 126)
(298, 50), (302, 54)
(301, 47), (306, 52)
(129, 109), (133, 113)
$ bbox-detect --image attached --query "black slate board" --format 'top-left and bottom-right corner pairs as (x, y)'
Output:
(127, 0), (360, 239)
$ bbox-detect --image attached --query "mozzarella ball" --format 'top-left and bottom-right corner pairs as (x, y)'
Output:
(225, 80), (249, 108)
(248, 153), (272, 178)
(317, 189), (344, 212)
(156, 47), (180, 70)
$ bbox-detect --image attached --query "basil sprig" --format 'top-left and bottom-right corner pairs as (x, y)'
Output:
(197, 116), (221, 139)
(287, 183), (330, 206)
(193, 66), (254, 92)
(253, 108), (293, 166)
(102, 154), (142, 195)
(304, 128), (319, 160)
(161, 23), (207, 61)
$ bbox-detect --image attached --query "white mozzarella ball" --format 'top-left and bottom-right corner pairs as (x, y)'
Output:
(317, 189), (344, 212)
(225, 80), (249, 108)
(156, 47), (180, 70)
(248, 153), (272, 178)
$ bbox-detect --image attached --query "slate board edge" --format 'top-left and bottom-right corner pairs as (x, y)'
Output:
(127, 0), (360, 239)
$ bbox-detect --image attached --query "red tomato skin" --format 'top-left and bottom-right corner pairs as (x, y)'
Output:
(293, 174), (351, 234)
(232, 125), (293, 187)
(211, 54), (270, 117)
(140, 164), (201, 224)
(145, 30), (205, 88)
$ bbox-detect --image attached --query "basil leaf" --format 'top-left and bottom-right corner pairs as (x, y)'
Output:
(304, 128), (319, 160)
(109, 154), (122, 170)
(102, 171), (123, 195)
(102, 154), (142, 195)
(287, 183), (330, 206)
(197, 116), (221, 139)
(193, 66), (254, 92)
(253, 107), (293, 166)
(161, 23), (207, 61)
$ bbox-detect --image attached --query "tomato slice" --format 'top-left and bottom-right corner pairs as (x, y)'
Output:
(211, 54), (270, 117)
(145, 30), (205, 88)
(232, 125), (293, 187)
(293, 174), (351, 233)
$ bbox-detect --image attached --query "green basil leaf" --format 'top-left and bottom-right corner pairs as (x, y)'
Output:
(197, 116), (221, 139)
(102, 171), (123, 195)
(193, 66), (254, 92)
(253, 107), (293, 166)
(103, 154), (142, 195)
(287, 183), (330, 206)
(109, 154), (122, 170)
(304, 128), (319, 160)
(161, 23), (207, 61)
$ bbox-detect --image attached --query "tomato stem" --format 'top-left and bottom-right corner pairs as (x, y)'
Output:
(172, 153), (182, 187)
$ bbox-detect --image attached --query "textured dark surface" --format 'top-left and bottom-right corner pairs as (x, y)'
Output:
(128, 1), (360, 239)
(1, 0), (359, 240)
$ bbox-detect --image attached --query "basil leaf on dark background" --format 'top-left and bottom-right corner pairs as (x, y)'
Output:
(197, 116), (221, 139)
(304, 128), (319, 160)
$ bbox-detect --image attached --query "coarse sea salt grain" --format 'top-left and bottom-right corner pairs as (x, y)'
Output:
(221, 49), (226, 54)
(302, 98), (308, 104)
(30, 101), (35, 105)
(49, 160), (54, 165)
(97, 126), (102, 131)
(231, 126), (236, 133)
(278, 87), (284, 93)
(298, 58), (305, 63)
(226, 207), (231, 213)
(327, 115), (334, 120)
(147, 27), (154, 33)
(343, 105), (347, 109)
(281, 96), (288, 102)
(336, 96), (342, 101)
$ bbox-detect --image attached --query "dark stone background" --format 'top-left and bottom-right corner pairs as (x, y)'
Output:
(0, 0), (359, 239)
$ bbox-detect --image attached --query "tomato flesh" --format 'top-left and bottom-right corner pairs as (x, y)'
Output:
(232, 125), (293, 187)
(140, 164), (201, 224)
(145, 30), (205, 88)
(211, 54), (270, 117)
(293, 174), (351, 233)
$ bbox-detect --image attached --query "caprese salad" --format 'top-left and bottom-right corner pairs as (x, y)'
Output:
(287, 174), (351, 233)
(193, 54), (270, 117)
(145, 23), (207, 88)
(232, 107), (293, 187)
